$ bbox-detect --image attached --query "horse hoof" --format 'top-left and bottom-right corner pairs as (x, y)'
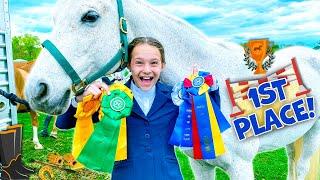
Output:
(34, 143), (44, 150)
(50, 132), (58, 139)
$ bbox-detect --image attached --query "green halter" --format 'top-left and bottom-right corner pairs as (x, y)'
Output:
(42, 0), (128, 96)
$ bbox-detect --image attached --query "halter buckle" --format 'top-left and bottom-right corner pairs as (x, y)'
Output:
(119, 17), (128, 34)
(72, 80), (87, 96)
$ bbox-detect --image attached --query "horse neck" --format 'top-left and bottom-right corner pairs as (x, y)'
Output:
(123, 0), (215, 62)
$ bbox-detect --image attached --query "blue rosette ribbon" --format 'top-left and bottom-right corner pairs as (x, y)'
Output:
(170, 71), (231, 159)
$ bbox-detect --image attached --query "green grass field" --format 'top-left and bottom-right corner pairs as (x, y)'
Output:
(18, 112), (289, 179)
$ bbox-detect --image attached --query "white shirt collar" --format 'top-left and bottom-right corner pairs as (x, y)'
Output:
(130, 81), (156, 116)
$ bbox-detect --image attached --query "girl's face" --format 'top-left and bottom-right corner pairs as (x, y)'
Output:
(129, 43), (165, 91)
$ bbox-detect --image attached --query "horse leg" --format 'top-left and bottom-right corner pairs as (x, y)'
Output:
(188, 157), (215, 180)
(295, 120), (320, 180)
(30, 110), (43, 150)
(50, 116), (58, 139)
(226, 157), (254, 180)
(40, 115), (52, 137)
(308, 150), (320, 180)
(286, 140), (299, 180)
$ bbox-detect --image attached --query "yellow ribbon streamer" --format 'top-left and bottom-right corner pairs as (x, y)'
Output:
(72, 95), (100, 169)
(198, 83), (210, 95)
(115, 118), (127, 161)
(205, 92), (226, 156)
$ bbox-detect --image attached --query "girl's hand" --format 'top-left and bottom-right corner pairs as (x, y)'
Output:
(75, 81), (109, 102)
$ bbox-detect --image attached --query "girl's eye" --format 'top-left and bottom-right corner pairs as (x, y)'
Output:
(151, 60), (160, 65)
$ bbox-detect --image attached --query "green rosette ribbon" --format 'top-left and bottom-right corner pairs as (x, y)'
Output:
(101, 89), (133, 119)
(77, 83), (133, 172)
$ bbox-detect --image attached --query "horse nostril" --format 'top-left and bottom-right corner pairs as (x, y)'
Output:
(35, 82), (48, 100)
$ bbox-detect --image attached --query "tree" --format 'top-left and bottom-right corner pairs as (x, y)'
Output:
(12, 34), (42, 61)
(270, 43), (280, 53)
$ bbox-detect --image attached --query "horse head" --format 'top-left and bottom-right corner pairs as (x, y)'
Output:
(25, 0), (127, 114)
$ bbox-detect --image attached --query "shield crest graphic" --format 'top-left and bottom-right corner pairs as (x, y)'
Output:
(248, 39), (269, 74)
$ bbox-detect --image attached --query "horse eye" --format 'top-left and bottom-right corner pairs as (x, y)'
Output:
(81, 10), (100, 23)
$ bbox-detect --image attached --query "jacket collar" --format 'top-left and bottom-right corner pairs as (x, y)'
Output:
(125, 80), (171, 119)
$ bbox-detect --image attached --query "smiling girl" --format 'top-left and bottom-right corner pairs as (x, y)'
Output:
(56, 37), (220, 180)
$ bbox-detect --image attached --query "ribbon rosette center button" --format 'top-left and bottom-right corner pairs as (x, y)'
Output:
(192, 76), (205, 87)
(110, 96), (126, 112)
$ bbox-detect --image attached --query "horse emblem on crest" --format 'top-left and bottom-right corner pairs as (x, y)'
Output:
(244, 39), (275, 74)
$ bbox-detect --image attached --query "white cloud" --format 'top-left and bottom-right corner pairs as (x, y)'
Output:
(10, 3), (54, 40)
(199, 0), (320, 46)
(157, 4), (215, 18)
(22, 4), (54, 15)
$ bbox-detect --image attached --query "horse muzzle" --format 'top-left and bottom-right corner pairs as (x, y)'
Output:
(25, 80), (71, 115)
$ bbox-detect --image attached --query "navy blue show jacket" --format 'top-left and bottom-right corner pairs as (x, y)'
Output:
(56, 81), (220, 180)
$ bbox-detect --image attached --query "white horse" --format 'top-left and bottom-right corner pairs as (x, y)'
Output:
(25, 0), (320, 179)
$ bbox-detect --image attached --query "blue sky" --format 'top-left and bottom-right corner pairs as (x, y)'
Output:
(8, 0), (320, 47)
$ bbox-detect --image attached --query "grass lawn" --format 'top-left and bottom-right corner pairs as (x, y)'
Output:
(18, 112), (288, 180)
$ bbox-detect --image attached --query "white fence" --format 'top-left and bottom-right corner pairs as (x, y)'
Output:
(0, 0), (17, 130)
